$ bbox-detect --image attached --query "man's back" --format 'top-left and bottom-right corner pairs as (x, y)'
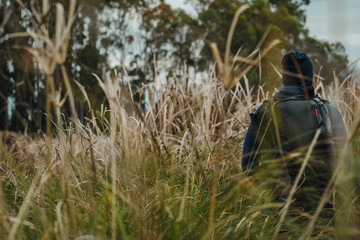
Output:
(241, 52), (350, 211)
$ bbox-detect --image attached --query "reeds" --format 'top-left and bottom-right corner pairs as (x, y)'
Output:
(0, 1), (359, 239)
(0, 60), (359, 239)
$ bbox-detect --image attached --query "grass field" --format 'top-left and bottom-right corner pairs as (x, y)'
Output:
(0, 0), (359, 239)
(1, 69), (359, 239)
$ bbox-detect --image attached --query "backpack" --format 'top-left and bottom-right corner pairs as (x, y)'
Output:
(251, 95), (335, 210)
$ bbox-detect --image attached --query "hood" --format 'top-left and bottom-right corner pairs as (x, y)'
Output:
(273, 85), (315, 100)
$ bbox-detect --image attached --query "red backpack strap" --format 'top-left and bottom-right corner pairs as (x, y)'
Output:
(312, 96), (332, 137)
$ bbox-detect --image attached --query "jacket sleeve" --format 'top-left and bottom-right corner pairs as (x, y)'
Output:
(241, 121), (258, 170)
(327, 104), (353, 170)
(241, 102), (268, 171)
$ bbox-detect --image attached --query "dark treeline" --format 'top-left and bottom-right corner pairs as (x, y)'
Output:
(0, 0), (348, 132)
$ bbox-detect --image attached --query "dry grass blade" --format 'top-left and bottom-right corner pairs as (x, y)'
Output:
(347, 102), (360, 142)
(233, 39), (281, 84)
(7, 173), (41, 240)
(0, 183), (9, 235)
(210, 43), (224, 77)
(270, 62), (282, 79)
(56, 201), (68, 240)
(272, 129), (321, 240)
(224, 4), (250, 64)
(210, 4), (280, 90)
(42, 0), (50, 15)
(61, 65), (78, 123)
(299, 142), (352, 240)
(0, 4), (12, 36)
(210, 4), (250, 90)
(74, 80), (99, 133)
(93, 73), (119, 240)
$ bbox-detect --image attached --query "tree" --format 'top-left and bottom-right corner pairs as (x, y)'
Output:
(0, 0), (45, 131)
(188, 0), (348, 89)
(142, 3), (201, 75)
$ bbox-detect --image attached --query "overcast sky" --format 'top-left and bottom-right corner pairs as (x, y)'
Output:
(304, 0), (360, 66)
(166, 0), (360, 68)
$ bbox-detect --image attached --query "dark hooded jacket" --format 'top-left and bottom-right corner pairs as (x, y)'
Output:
(241, 85), (350, 170)
(241, 51), (352, 210)
(241, 85), (352, 209)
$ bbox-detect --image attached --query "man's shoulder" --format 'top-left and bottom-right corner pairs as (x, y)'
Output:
(324, 102), (344, 120)
(253, 100), (271, 117)
(318, 96), (330, 104)
(255, 101), (270, 112)
(250, 101), (272, 127)
(315, 97), (346, 126)
(317, 97), (340, 113)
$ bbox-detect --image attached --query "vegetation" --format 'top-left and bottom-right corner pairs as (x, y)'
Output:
(0, 59), (359, 239)
(0, 0), (359, 239)
(0, 0), (350, 132)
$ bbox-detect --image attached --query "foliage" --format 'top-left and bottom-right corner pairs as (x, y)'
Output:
(192, 0), (348, 89)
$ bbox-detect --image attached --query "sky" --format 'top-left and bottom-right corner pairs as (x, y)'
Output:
(166, 0), (360, 68)
(304, 0), (360, 67)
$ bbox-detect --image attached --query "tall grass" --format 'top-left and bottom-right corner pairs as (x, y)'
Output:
(1, 1), (360, 239)
(1, 66), (359, 239)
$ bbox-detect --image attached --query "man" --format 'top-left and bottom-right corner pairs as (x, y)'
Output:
(241, 51), (351, 211)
